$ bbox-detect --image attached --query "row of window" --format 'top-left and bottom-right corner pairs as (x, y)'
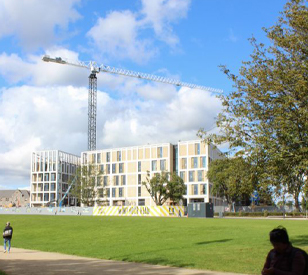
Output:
(180, 170), (206, 182)
(180, 157), (207, 169)
(97, 159), (167, 175)
(85, 147), (165, 164)
(32, 172), (74, 182)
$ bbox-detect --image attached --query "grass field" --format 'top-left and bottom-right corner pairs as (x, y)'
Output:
(1, 215), (307, 274)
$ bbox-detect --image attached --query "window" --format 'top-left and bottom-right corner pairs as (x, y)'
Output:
(181, 158), (187, 169)
(117, 151), (121, 161)
(50, 193), (55, 201)
(180, 171), (185, 180)
(121, 175), (126, 185)
(99, 164), (104, 173)
(201, 184), (207, 195)
(112, 188), (116, 198)
(138, 199), (145, 206)
(106, 188), (110, 197)
(192, 157), (198, 168)
(138, 161), (141, 172)
(119, 163), (124, 173)
(138, 174), (142, 185)
(152, 160), (157, 171)
(119, 187), (123, 197)
(189, 171), (194, 182)
(115, 176), (119, 186)
(103, 176), (108, 186)
(193, 184), (198, 195)
(106, 164), (110, 174)
(195, 143), (200, 155)
(38, 173), (43, 181)
(112, 164), (116, 174)
(158, 147), (163, 158)
(51, 173), (56, 181)
(198, 170), (203, 182)
(50, 183), (55, 191)
(160, 159), (166, 171)
(97, 153), (101, 163)
(44, 193), (49, 201)
(138, 186), (141, 196)
(98, 189), (104, 198)
(44, 183), (49, 191)
(201, 157), (207, 168)
(44, 173), (49, 181)
(106, 152), (110, 162)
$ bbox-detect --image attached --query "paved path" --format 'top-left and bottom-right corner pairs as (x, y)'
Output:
(0, 248), (248, 275)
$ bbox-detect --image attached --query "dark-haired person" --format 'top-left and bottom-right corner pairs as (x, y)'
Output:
(3, 222), (13, 253)
(262, 226), (306, 275)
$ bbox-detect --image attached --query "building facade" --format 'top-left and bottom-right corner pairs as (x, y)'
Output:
(30, 141), (223, 207)
(0, 190), (30, 207)
(30, 150), (80, 207)
(81, 140), (223, 207)
(82, 143), (174, 207)
(177, 141), (223, 205)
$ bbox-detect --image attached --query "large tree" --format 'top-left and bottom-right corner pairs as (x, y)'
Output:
(142, 172), (169, 205)
(142, 171), (186, 206)
(167, 172), (186, 205)
(200, 0), (308, 210)
(207, 157), (256, 210)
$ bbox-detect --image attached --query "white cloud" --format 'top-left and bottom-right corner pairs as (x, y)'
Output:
(0, 0), (81, 50)
(0, 83), (221, 189)
(99, 87), (222, 148)
(87, 10), (157, 64)
(140, 0), (191, 47)
(87, 0), (191, 63)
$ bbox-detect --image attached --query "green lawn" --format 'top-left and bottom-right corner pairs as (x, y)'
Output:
(1, 215), (307, 274)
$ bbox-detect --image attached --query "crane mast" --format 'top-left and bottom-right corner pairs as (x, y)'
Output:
(42, 55), (222, 151)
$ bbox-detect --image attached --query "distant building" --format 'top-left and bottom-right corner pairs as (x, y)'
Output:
(81, 140), (224, 207)
(30, 150), (80, 207)
(30, 140), (223, 207)
(0, 190), (30, 207)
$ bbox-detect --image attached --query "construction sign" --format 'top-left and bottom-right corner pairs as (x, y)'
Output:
(93, 205), (184, 217)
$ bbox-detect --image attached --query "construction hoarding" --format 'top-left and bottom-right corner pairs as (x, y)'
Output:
(93, 206), (184, 217)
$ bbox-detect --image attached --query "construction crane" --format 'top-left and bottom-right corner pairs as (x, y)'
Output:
(42, 55), (223, 151)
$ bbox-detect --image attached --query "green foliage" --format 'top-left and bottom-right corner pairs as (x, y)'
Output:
(70, 164), (102, 206)
(142, 171), (186, 205)
(207, 157), (256, 208)
(4, 215), (308, 274)
(199, 0), (308, 210)
(142, 171), (169, 205)
(167, 172), (186, 204)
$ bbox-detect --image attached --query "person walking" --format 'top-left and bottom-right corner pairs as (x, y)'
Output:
(262, 226), (307, 275)
(3, 222), (13, 253)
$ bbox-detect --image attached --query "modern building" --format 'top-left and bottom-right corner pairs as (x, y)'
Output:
(0, 190), (30, 207)
(81, 140), (223, 207)
(30, 150), (80, 207)
(177, 141), (223, 206)
(82, 142), (174, 207)
(30, 140), (223, 207)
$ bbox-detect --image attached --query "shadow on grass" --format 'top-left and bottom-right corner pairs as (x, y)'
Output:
(291, 235), (308, 247)
(123, 257), (195, 269)
(196, 239), (233, 245)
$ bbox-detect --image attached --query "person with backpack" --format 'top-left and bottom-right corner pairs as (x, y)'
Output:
(3, 222), (13, 253)
(262, 226), (307, 275)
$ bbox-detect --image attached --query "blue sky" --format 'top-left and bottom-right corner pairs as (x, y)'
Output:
(0, 0), (288, 189)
